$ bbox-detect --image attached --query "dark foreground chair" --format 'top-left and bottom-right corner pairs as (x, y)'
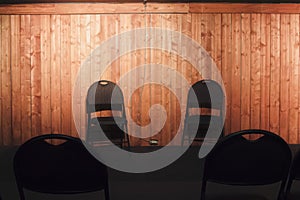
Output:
(14, 134), (110, 200)
(201, 129), (292, 200)
(285, 149), (300, 199)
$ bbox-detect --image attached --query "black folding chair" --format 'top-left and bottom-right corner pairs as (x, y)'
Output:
(182, 79), (225, 146)
(86, 80), (130, 148)
(201, 129), (292, 200)
(14, 134), (110, 200)
(285, 149), (300, 199)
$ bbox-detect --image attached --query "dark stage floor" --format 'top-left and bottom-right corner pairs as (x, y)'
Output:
(0, 145), (299, 200)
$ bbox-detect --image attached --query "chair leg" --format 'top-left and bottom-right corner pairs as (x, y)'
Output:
(200, 180), (207, 200)
(104, 184), (110, 200)
(17, 187), (26, 200)
(281, 179), (291, 200)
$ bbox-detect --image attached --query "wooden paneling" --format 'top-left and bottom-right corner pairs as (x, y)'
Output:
(290, 15), (300, 144)
(240, 13), (251, 131)
(11, 15), (22, 145)
(1, 15), (12, 145)
(269, 14), (280, 135)
(2, 3), (300, 15)
(260, 14), (271, 132)
(1, 4), (300, 145)
(0, 3), (189, 15)
(40, 15), (52, 136)
(189, 3), (300, 14)
(220, 14), (232, 134)
(30, 15), (42, 139)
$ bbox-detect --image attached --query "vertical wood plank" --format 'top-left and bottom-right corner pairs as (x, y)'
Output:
(241, 13), (251, 131)
(30, 15), (42, 138)
(260, 14), (271, 132)
(100, 15), (113, 81)
(70, 14), (81, 137)
(170, 14), (181, 145)
(11, 15), (22, 144)
(289, 14), (299, 143)
(80, 15), (91, 138)
(231, 14), (241, 133)
(179, 13), (192, 145)
(191, 13), (202, 82)
(269, 14), (281, 135)
(149, 14), (163, 144)
(174, 14), (185, 145)
(190, 13), (200, 83)
(20, 15), (32, 143)
(61, 15), (71, 136)
(40, 15), (51, 135)
(212, 14), (222, 78)
(161, 14), (172, 146)
(280, 14), (290, 141)
(110, 14), (120, 83)
(142, 14), (153, 144)
(201, 14), (212, 78)
(221, 14), (232, 134)
(1, 15), (12, 145)
(126, 14), (143, 146)
(250, 14), (261, 131)
(50, 15), (61, 134)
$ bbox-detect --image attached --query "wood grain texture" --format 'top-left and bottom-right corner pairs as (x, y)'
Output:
(70, 15), (81, 138)
(11, 15), (22, 145)
(1, 8), (300, 145)
(250, 14), (261, 131)
(2, 3), (300, 15)
(20, 15), (32, 143)
(40, 15), (51, 135)
(30, 15), (42, 138)
(231, 14), (241, 133)
(240, 13), (251, 131)
(280, 14), (290, 141)
(269, 14), (280, 134)
(50, 15), (62, 134)
(0, 3), (189, 14)
(189, 3), (300, 14)
(221, 14), (232, 134)
(289, 14), (299, 143)
(260, 14), (271, 132)
(1, 15), (12, 145)
(61, 15), (72, 136)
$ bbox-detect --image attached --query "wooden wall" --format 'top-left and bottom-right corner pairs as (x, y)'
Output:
(1, 3), (300, 145)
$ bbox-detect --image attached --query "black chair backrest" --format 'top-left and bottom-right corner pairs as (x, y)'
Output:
(86, 80), (124, 113)
(187, 79), (224, 110)
(204, 129), (291, 185)
(201, 129), (292, 200)
(14, 134), (109, 199)
(182, 79), (225, 145)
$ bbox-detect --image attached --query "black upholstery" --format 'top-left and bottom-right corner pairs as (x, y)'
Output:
(201, 129), (292, 200)
(86, 80), (130, 148)
(13, 134), (110, 200)
(285, 149), (300, 199)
